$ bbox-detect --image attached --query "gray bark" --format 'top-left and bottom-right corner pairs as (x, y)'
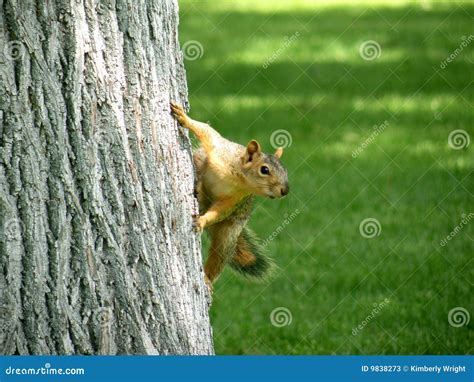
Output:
(0, 0), (213, 355)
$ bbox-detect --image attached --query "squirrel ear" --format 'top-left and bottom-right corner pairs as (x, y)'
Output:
(243, 140), (261, 164)
(274, 147), (284, 159)
(246, 140), (261, 155)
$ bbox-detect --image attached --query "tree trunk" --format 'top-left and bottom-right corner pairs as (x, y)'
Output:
(0, 0), (213, 355)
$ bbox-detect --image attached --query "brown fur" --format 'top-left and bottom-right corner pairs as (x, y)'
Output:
(234, 247), (256, 267)
(170, 102), (288, 291)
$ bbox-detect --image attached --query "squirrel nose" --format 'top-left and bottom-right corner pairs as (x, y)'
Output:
(280, 185), (289, 196)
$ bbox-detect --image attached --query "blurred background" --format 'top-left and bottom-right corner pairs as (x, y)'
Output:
(178, 0), (473, 354)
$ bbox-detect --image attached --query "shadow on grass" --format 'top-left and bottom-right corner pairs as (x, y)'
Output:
(181, 3), (473, 98)
(179, 1), (473, 355)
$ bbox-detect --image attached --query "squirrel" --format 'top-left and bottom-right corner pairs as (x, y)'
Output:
(170, 102), (289, 291)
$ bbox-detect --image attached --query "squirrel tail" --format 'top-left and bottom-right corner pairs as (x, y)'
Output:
(229, 227), (273, 279)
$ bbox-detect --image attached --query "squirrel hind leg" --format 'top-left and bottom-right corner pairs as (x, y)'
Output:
(230, 227), (273, 280)
(204, 222), (235, 284)
(204, 239), (227, 284)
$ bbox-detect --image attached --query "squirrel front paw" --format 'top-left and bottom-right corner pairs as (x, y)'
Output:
(204, 274), (213, 295)
(192, 214), (206, 233)
(170, 101), (187, 126)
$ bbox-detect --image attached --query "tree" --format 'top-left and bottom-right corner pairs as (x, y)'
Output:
(0, 0), (213, 355)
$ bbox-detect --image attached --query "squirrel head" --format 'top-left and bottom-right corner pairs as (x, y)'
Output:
(241, 140), (289, 199)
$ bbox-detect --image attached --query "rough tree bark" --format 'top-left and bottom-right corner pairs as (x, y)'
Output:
(0, 0), (213, 355)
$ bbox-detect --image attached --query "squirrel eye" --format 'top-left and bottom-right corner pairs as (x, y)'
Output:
(260, 166), (270, 175)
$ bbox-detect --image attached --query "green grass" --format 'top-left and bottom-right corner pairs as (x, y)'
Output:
(179, 0), (473, 354)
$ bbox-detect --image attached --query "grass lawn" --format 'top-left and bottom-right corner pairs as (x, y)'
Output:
(178, 0), (473, 354)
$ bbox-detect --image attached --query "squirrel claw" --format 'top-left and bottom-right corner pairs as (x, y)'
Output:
(192, 214), (204, 233)
(170, 101), (187, 125)
(204, 275), (213, 295)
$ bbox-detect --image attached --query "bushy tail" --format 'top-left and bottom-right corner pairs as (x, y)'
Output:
(229, 227), (273, 279)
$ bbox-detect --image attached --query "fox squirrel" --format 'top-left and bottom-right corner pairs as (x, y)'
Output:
(170, 102), (289, 291)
